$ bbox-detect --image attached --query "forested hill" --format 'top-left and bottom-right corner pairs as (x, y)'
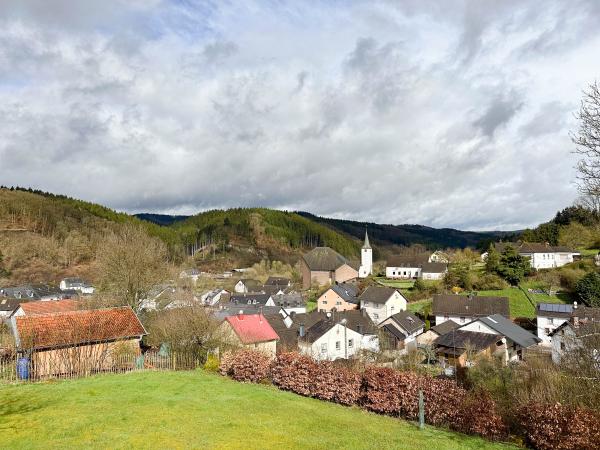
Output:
(295, 212), (512, 250)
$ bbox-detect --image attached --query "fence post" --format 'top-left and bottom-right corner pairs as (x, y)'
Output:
(418, 390), (425, 429)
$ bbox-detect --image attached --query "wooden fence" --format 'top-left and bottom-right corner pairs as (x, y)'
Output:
(0, 352), (202, 384)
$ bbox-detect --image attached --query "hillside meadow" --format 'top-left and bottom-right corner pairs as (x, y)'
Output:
(0, 370), (515, 449)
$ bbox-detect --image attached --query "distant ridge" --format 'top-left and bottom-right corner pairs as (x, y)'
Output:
(134, 213), (189, 226)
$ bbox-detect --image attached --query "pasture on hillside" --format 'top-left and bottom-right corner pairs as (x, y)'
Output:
(0, 371), (515, 449)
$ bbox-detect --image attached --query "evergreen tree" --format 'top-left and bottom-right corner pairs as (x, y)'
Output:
(484, 243), (500, 273)
(576, 272), (600, 307)
(497, 246), (530, 285)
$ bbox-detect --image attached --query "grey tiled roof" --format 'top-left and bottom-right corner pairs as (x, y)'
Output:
(432, 294), (509, 318)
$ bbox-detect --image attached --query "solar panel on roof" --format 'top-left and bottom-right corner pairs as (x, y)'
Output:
(538, 303), (572, 313)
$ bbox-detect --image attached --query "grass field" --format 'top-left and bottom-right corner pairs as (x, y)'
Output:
(0, 371), (515, 449)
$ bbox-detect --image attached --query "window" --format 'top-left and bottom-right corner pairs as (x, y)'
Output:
(373, 313), (379, 320)
(390, 306), (395, 314)
(336, 341), (341, 350)
(460, 317), (466, 323)
(336, 301), (342, 306)
(548, 318), (554, 325)
(322, 300), (327, 304)
(321, 343), (327, 353)
(348, 339), (354, 348)
(560, 342), (565, 350)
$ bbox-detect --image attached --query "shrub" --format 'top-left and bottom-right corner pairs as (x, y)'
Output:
(518, 403), (600, 450)
(473, 273), (508, 291)
(312, 361), (362, 406)
(361, 367), (403, 415)
(271, 352), (317, 396)
(203, 354), (220, 372)
(454, 390), (506, 440)
(559, 267), (586, 291)
(218, 349), (272, 383)
(576, 271), (600, 307)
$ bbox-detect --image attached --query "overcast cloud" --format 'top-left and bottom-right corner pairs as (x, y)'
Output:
(1, 0), (599, 230)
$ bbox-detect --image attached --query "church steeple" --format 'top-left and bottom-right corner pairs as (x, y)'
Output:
(362, 229), (371, 249)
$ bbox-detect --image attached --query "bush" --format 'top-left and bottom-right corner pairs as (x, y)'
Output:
(361, 367), (404, 415)
(576, 271), (600, 306)
(203, 354), (220, 372)
(518, 403), (600, 450)
(473, 273), (508, 291)
(218, 349), (272, 383)
(312, 361), (362, 406)
(271, 352), (318, 396)
(559, 267), (586, 291)
(454, 390), (506, 440)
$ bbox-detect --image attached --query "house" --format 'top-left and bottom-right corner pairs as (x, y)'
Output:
(234, 279), (262, 294)
(14, 306), (146, 378)
(378, 311), (425, 350)
(359, 286), (407, 323)
(457, 314), (541, 362)
(482, 242), (580, 269)
(385, 255), (447, 280)
(550, 313), (600, 364)
(59, 278), (95, 295)
(200, 289), (229, 306)
(0, 297), (29, 320)
(139, 284), (176, 311)
(265, 277), (291, 288)
(229, 293), (274, 307)
(432, 294), (510, 326)
(434, 330), (502, 368)
(536, 302), (574, 345)
(358, 230), (373, 278)
(316, 282), (359, 313)
(270, 292), (306, 315)
(179, 269), (201, 283)
(300, 247), (358, 289)
(0, 284), (69, 302)
(416, 320), (461, 346)
(263, 311), (323, 353)
(298, 310), (378, 360)
(429, 251), (449, 263)
(220, 314), (279, 357)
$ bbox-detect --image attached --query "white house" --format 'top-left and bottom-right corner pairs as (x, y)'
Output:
(429, 251), (449, 263)
(482, 242), (580, 270)
(358, 230), (373, 278)
(229, 293), (274, 307)
(432, 294), (510, 326)
(457, 314), (540, 362)
(271, 292), (306, 315)
(234, 279), (262, 293)
(200, 289), (229, 306)
(59, 278), (95, 295)
(359, 286), (407, 323)
(179, 269), (200, 283)
(385, 256), (447, 280)
(536, 302), (574, 345)
(299, 311), (379, 360)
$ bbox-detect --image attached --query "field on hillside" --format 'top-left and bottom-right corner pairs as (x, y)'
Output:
(0, 371), (514, 449)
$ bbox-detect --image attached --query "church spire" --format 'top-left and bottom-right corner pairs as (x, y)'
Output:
(362, 228), (371, 249)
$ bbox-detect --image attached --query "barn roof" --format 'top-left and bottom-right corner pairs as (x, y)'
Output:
(225, 314), (279, 344)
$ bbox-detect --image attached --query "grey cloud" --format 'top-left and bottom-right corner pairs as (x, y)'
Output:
(473, 94), (523, 137)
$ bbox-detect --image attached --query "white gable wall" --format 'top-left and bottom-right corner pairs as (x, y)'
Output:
(361, 291), (407, 323)
(537, 315), (568, 346)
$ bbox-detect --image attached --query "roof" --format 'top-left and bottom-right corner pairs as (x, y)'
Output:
(359, 285), (399, 304)
(265, 277), (291, 286)
(237, 279), (262, 290)
(430, 319), (461, 336)
(493, 242), (577, 255)
(213, 305), (284, 321)
(302, 247), (354, 272)
(61, 277), (91, 288)
(362, 230), (371, 250)
(271, 293), (305, 308)
(382, 323), (406, 341)
(388, 311), (425, 335)
(477, 314), (540, 348)
(0, 284), (65, 300)
(550, 319), (600, 338)
(420, 262), (448, 273)
(432, 294), (510, 318)
(225, 314), (279, 344)
(16, 299), (81, 316)
(434, 330), (501, 352)
(387, 254), (430, 267)
(15, 307), (146, 350)
(0, 297), (28, 313)
(329, 282), (359, 304)
(536, 302), (573, 318)
(301, 309), (376, 343)
(230, 293), (272, 305)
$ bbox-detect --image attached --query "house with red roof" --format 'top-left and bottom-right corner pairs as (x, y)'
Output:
(14, 306), (146, 378)
(220, 314), (279, 357)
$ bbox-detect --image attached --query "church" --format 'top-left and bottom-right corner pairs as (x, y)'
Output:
(358, 230), (373, 278)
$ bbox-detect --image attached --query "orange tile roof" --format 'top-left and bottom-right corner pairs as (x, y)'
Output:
(225, 314), (279, 344)
(16, 307), (146, 350)
(18, 299), (81, 316)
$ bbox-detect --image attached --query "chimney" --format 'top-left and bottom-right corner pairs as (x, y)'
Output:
(574, 316), (579, 328)
(299, 324), (305, 337)
(238, 310), (244, 316)
(573, 301), (578, 309)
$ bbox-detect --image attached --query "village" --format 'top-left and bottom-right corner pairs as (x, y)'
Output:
(1, 230), (594, 381)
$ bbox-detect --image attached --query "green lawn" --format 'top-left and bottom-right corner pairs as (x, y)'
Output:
(0, 371), (514, 449)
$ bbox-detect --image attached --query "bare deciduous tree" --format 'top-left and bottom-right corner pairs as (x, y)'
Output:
(573, 81), (600, 204)
(96, 224), (170, 312)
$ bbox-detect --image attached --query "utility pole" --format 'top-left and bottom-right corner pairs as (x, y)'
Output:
(418, 390), (424, 429)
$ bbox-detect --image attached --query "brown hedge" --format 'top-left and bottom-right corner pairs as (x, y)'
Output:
(271, 352), (317, 396)
(518, 403), (600, 450)
(312, 361), (362, 406)
(218, 349), (272, 383)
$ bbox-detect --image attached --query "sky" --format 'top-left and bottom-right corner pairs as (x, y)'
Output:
(1, 1), (600, 231)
